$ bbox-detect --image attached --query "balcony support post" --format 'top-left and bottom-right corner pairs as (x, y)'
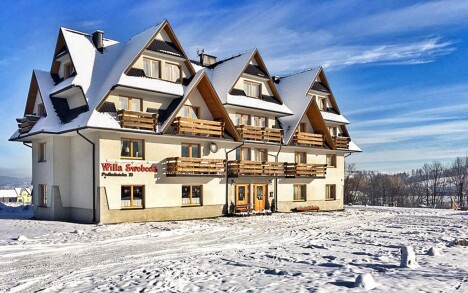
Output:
(225, 141), (244, 215)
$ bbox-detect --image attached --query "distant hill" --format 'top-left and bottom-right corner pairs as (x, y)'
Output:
(0, 176), (31, 188)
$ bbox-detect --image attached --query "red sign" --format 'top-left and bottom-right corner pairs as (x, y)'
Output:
(101, 162), (157, 178)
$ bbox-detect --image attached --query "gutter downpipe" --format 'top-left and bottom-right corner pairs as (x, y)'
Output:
(269, 145), (282, 212)
(77, 130), (96, 223)
(22, 142), (32, 148)
(225, 141), (245, 215)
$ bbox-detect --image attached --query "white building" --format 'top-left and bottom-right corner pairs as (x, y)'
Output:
(10, 20), (360, 223)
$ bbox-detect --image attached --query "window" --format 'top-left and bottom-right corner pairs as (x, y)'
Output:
(181, 143), (200, 158)
(317, 97), (327, 110)
(294, 185), (306, 201)
(326, 184), (336, 200)
(38, 142), (46, 162)
(121, 185), (144, 208)
(252, 116), (267, 127)
(328, 126), (338, 137)
(38, 103), (46, 116)
(181, 105), (200, 119)
(182, 185), (202, 205)
(243, 80), (261, 98)
(121, 138), (144, 159)
(143, 58), (160, 78)
(236, 147), (251, 160)
(119, 96), (142, 112)
(39, 184), (47, 207)
(295, 152), (307, 164)
(64, 62), (75, 79)
(327, 154), (336, 168)
(165, 63), (181, 83)
(235, 113), (250, 126)
(299, 122), (307, 132)
(253, 148), (267, 162)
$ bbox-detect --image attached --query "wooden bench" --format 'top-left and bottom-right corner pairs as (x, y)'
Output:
(235, 204), (251, 213)
(295, 206), (320, 212)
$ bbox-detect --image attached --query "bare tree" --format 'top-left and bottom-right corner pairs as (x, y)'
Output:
(344, 163), (364, 204)
(450, 156), (468, 207)
(429, 161), (444, 207)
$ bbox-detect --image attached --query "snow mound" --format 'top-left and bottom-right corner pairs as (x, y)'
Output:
(13, 235), (28, 241)
(400, 246), (418, 268)
(453, 239), (468, 247)
(72, 229), (84, 235)
(354, 273), (378, 290)
(426, 247), (441, 256)
(264, 269), (288, 276)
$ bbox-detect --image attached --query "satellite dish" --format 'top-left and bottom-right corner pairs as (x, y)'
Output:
(209, 142), (218, 153)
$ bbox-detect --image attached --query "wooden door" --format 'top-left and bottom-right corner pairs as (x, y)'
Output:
(236, 184), (249, 205)
(253, 184), (267, 211)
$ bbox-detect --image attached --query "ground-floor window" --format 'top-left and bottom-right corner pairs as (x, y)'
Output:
(121, 185), (144, 208)
(294, 184), (306, 201)
(326, 184), (336, 200)
(39, 184), (47, 207)
(182, 185), (202, 206)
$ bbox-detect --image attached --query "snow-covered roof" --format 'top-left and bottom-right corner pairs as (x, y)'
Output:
(0, 190), (18, 198)
(277, 68), (320, 144)
(321, 111), (350, 124)
(348, 140), (362, 152)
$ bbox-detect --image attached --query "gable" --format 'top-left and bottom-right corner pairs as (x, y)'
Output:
(124, 20), (195, 77)
(229, 50), (282, 105)
(162, 72), (240, 141)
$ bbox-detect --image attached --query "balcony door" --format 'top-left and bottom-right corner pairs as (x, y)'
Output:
(236, 184), (249, 205)
(253, 184), (267, 211)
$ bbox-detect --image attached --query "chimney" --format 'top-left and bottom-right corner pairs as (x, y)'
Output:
(198, 49), (217, 66)
(92, 30), (104, 53)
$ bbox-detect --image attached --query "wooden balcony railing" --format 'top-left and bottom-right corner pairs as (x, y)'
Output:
(236, 125), (283, 143)
(118, 110), (158, 131)
(172, 117), (224, 137)
(227, 160), (285, 177)
(16, 115), (41, 134)
(293, 131), (324, 147)
(333, 136), (350, 149)
(166, 157), (225, 176)
(285, 163), (327, 177)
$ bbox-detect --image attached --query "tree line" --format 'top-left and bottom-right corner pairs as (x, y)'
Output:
(344, 156), (468, 208)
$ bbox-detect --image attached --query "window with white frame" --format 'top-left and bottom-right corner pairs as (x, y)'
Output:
(165, 63), (181, 83)
(143, 58), (160, 78)
(243, 80), (261, 98)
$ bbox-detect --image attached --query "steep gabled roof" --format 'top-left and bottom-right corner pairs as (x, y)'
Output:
(277, 68), (320, 144)
(161, 70), (240, 141)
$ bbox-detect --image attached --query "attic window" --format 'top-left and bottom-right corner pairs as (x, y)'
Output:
(64, 62), (75, 79)
(143, 58), (160, 78)
(165, 63), (181, 83)
(243, 81), (261, 98)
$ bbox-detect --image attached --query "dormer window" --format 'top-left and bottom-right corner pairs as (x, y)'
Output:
(119, 96), (142, 112)
(317, 96), (327, 110)
(143, 58), (160, 78)
(243, 80), (261, 98)
(165, 62), (181, 83)
(181, 105), (199, 119)
(64, 62), (75, 79)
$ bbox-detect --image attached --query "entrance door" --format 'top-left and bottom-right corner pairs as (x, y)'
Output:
(236, 184), (249, 205)
(253, 184), (267, 211)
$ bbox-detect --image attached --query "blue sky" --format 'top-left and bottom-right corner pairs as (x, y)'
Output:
(1, 0), (468, 177)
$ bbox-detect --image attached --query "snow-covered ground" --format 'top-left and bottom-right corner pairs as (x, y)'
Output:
(1, 204), (467, 292)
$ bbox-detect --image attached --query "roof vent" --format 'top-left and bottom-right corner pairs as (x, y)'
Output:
(198, 49), (217, 66)
(92, 30), (104, 53)
(272, 76), (280, 84)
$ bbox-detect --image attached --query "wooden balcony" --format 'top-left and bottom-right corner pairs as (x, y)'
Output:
(236, 125), (283, 143)
(166, 157), (225, 176)
(16, 115), (41, 134)
(333, 136), (350, 149)
(227, 160), (285, 177)
(293, 131), (324, 147)
(172, 117), (224, 137)
(118, 110), (158, 131)
(285, 163), (327, 177)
